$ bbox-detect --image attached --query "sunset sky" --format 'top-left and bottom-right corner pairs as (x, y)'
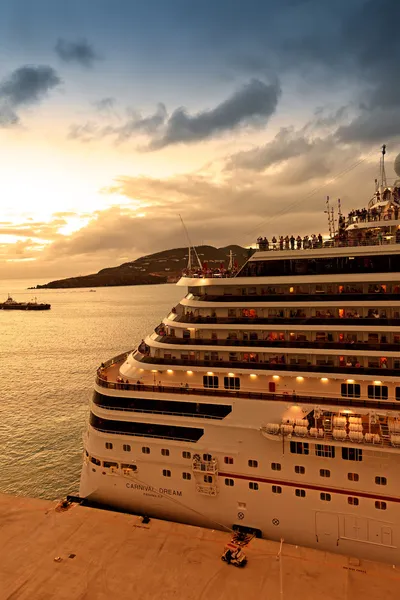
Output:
(1, 0), (399, 281)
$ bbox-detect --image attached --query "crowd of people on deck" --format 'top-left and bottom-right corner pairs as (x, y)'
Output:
(257, 234), (324, 251)
(347, 204), (400, 223)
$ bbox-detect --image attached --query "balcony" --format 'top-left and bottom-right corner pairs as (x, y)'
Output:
(96, 375), (400, 412)
(192, 457), (218, 474)
(173, 315), (400, 327)
(190, 293), (400, 303)
(135, 354), (400, 378)
(155, 335), (400, 353)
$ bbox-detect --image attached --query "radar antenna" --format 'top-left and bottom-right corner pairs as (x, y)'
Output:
(179, 214), (202, 272)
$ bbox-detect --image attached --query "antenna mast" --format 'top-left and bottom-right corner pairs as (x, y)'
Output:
(179, 214), (202, 272)
(227, 249), (234, 271)
(380, 144), (387, 188)
(324, 196), (333, 238)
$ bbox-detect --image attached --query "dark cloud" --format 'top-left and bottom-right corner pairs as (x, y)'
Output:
(336, 109), (400, 145)
(55, 38), (101, 68)
(93, 97), (116, 112)
(103, 103), (167, 142)
(68, 80), (280, 148)
(226, 127), (312, 171)
(0, 65), (61, 127)
(148, 79), (281, 149)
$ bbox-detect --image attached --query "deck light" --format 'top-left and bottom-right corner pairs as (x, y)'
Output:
(321, 378), (328, 382)
(167, 369), (173, 374)
(187, 370), (193, 375)
(151, 370), (158, 373)
(250, 374), (257, 378)
(296, 376), (304, 382)
(273, 375), (280, 380)
(228, 372), (235, 377)
(374, 380), (382, 385)
(207, 371), (214, 375)
(346, 379), (355, 383)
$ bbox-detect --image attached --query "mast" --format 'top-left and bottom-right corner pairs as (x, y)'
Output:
(324, 196), (333, 238)
(380, 144), (387, 188)
(228, 249), (234, 271)
(179, 214), (202, 272)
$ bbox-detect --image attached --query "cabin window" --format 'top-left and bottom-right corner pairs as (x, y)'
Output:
(375, 501), (387, 510)
(204, 475), (213, 483)
(396, 387), (400, 401)
(341, 383), (361, 398)
(224, 456), (234, 464)
(162, 469), (171, 477)
(295, 466), (305, 474)
(90, 456), (101, 466)
(315, 444), (335, 458)
(224, 376), (240, 390)
(203, 453), (212, 461)
(182, 451), (191, 459)
(103, 461), (118, 469)
(203, 375), (219, 388)
(295, 489), (306, 498)
(348, 472), (359, 481)
(271, 462), (281, 471)
(348, 497), (359, 506)
(248, 459), (258, 468)
(225, 478), (234, 487)
(121, 463), (137, 471)
(142, 447), (150, 454)
(161, 448), (170, 456)
(182, 472), (191, 480)
(290, 442), (309, 455)
(368, 385), (388, 400)
(123, 444), (131, 452)
(249, 482), (259, 490)
(272, 486), (282, 494)
(105, 442), (113, 450)
(320, 493), (331, 501)
(375, 476), (387, 485)
(342, 447), (362, 462)
(320, 469), (330, 477)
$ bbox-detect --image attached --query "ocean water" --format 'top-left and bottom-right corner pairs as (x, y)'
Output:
(0, 281), (183, 500)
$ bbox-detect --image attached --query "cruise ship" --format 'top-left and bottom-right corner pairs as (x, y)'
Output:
(80, 148), (400, 563)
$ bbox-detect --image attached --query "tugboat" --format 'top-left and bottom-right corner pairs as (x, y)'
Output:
(1, 295), (51, 310)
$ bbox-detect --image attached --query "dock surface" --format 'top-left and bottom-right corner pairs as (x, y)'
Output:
(1, 492), (399, 600)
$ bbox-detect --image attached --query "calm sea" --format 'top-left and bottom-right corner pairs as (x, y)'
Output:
(0, 280), (183, 500)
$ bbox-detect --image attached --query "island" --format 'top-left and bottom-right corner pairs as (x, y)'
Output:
(32, 245), (251, 289)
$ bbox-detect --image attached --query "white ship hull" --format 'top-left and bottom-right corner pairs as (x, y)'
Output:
(80, 177), (400, 564)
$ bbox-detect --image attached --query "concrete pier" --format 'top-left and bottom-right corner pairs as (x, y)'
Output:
(0, 492), (399, 600)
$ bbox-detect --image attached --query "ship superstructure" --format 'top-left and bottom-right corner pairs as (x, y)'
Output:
(80, 149), (400, 563)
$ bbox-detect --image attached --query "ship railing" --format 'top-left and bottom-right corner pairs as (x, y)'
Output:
(172, 316), (400, 327)
(182, 292), (400, 303)
(135, 356), (400, 377)
(94, 403), (225, 420)
(99, 351), (130, 371)
(153, 336), (400, 353)
(91, 426), (197, 443)
(94, 376), (400, 412)
(255, 236), (400, 252)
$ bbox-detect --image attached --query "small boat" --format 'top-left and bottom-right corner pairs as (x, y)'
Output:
(1, 295), (51, 310)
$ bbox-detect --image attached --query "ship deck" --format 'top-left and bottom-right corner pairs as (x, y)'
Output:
(1, 492), (399, 600)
